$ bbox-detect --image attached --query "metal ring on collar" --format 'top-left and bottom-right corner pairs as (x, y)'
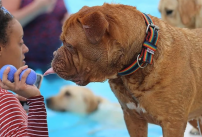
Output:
(146, 23), (159, 34)
(137, 54), (148, 68)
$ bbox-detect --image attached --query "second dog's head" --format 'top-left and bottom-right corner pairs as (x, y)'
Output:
(46, 85), (100, 114)
(158, 0), (202, 28)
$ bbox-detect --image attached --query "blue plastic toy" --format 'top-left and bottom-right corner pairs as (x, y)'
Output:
(0, 65), (37, 85)
(0, 65), (17, 82)
(19, 68), (37, 85)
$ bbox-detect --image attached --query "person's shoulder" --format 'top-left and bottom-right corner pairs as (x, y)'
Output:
(0, 87), (15, 97)
(0, 87), (20, 108)
(0, 87), (9, 94)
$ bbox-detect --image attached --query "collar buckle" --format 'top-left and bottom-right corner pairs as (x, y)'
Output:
(146, 23), (159, 34)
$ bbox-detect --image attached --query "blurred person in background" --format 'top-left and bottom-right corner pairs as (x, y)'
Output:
(2, 0), (69, 75)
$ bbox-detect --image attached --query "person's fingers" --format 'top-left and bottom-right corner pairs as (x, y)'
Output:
(14, 65), (28, 83)
(2, 66), (9, 82)
(20, 69), (31, 84)
(0, 79), (10, 90)
(15, 94), (27, 101)
(2, 67), (13, 89)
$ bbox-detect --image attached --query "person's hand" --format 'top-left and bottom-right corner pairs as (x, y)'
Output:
(34, 0), (57, 13)
(15, 94), (27, 101)
(0, 65), (41, 99)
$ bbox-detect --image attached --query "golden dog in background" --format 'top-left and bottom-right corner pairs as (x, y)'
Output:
(46, 85), (126, 128)
(158, 0), (202, 28)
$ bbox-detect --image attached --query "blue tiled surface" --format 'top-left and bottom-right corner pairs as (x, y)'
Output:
(39, 0), (163, 136)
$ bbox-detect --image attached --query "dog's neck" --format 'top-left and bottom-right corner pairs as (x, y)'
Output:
(105, 5), (163, 88)
(108, 6), (158, 77)
(118, 13), (159, 76)
(103, 4), (165, 84)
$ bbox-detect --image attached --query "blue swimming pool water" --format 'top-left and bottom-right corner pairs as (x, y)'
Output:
(39, 0), (163, 136)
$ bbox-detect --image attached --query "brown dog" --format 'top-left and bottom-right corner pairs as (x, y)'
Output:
(45, 3), (202, 137)
(159, 0), (202, 135)
(158, 0), (202, 28)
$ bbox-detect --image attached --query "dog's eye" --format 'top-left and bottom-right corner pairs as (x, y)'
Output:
(65, 91), (71, 96)
(166, 9), (173, 15)
(66, 44), (73, 49)
(65, 43), (75, 52)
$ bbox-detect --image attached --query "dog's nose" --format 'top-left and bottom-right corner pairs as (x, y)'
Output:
(59, 109), (67, 112)
(46, 98), (51, 107)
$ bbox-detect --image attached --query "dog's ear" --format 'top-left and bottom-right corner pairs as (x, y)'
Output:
(178, 0), (201, 25)
(83, 93), (99, 113)
(78, 11), (109, 44)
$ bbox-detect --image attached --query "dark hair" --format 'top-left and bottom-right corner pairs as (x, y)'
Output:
(0, 2), (14, 45)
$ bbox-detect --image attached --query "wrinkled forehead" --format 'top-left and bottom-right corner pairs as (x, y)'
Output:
(61, 17), (86, 45)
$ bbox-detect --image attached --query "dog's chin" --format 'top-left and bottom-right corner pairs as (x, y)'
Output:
(53, 69), (89, 86)
(51, 64), (89, 86)
(71, 78), (89, 86)
(75, 81), (88, 86)
(53, 70), (72, 81)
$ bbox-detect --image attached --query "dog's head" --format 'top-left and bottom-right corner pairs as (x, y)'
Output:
(158, 0), (201, 28)
(48, 4), (146, 85)
(46, 85), (100, 114)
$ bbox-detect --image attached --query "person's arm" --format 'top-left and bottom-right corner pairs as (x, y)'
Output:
(0, 92), (28, 137)
(0, 91), (48, 136)
(27, 95), (48, 136)
(0, 66), (49, 136)
(2, 0), (56, 27)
